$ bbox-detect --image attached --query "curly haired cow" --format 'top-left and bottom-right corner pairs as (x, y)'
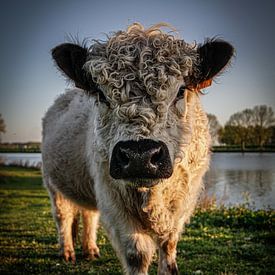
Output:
(42, 23), (233, 274)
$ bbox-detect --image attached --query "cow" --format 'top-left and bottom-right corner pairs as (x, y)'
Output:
(42, 23), (234, 274)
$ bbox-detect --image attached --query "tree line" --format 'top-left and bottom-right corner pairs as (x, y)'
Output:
(207, 105), (275, 150)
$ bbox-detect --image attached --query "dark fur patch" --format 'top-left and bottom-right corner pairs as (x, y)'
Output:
(71, 214), (79, 246)
(126, 251), (143, 269)
(168, 262), (179, 275)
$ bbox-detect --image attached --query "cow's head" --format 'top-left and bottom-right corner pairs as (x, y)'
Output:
(52, 23), (234, 187)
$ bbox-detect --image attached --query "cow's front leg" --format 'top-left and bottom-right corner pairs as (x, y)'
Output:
(158, 236), (179, 275)
(122, 233), (155, 275)
(81, 209), (100, 259)
(106, 227), (155, 275)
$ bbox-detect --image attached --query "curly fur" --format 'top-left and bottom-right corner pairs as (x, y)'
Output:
(85, 23), (199, 129)
(42, 23), (233, 274)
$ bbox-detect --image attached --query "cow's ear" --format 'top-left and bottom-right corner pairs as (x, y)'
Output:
(196, 39), (234, 83)
(51, 43), (90, 90)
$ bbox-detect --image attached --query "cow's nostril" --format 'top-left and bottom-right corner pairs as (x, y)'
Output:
(150, 148), (163, 166)
(117, 148), (130, 166)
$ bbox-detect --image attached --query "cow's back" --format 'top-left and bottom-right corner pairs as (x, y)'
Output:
(42, 89), (97, 209)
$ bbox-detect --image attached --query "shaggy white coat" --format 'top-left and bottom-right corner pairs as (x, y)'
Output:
(42, 23), (211, 274)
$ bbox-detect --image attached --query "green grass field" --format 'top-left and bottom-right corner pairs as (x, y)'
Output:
(0, 165), (274, 274)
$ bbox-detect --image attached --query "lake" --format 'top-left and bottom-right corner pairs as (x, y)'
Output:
(1, 152), (274, 209)
(0, 153), (42, 167)
(204, 153), (275, 210)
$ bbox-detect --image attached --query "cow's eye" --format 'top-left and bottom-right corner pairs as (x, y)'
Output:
(97, 90), (108, 103)
(88, 86), (109, 105)
(176, 85), (186, 99)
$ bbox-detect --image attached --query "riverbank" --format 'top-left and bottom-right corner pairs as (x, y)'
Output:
(1, 145), (275, 153)
(212, 145), (275, 152)
(0, 165), (274, 274)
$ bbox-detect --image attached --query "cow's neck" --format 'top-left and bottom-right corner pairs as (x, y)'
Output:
(123, 165), (190, 236)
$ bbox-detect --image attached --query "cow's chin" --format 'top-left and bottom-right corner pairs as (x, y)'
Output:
(123, 178), (164, 188)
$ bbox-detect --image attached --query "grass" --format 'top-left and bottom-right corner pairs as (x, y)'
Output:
(0, 165), (274, 274)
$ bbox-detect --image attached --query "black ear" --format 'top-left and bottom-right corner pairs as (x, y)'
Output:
(197, 39), (234, 83)
(51, 43), (91, 90)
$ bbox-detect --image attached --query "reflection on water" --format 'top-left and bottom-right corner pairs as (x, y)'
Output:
(1, 152), (274, 209)
(0, 153), (42, 167)
(204, 153), (275, 209)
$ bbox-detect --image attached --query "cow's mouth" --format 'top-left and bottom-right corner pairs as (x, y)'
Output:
(124, 178), (163, 188)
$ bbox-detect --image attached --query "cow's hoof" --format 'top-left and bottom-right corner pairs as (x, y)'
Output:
(83, 246), (100, 260)
(60, 249), (76, 263)
(168, 262), (178, 275)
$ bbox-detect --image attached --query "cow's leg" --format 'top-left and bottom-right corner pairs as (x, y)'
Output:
(157, 234), (179, 275)
(81, 209), (100, 259)
(103, 222), (155, 275)
(115, 232), (155, 275)
(47, 185), (79, 262)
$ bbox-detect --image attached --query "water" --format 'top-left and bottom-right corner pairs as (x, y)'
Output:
(1, 152), (274, 209)
(204, 153), (275, 209)
(0, 153), (42, 167)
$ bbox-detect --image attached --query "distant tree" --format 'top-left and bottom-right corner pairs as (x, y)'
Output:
(220, 125), (239, 145)
(251, 105), (275, 148)
(221, 106), (275, 149)
(269, 126), (275, 145)
(207, 113), (222, 145)
(0, 114), (6, 143)
(222, 109), (254, 150)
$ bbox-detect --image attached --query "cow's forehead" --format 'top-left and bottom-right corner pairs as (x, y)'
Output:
(84, 23), (199, 98)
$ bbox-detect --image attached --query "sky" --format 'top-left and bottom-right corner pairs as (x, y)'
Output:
(0, 0), (274, 142)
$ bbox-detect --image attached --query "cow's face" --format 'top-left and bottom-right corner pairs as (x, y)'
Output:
(52, 23), (233, 187)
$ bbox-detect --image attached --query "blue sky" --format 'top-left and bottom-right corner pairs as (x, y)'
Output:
(0, 0), (274, 142)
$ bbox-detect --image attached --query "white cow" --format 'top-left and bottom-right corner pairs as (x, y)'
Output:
(42, 23), (233, 274)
